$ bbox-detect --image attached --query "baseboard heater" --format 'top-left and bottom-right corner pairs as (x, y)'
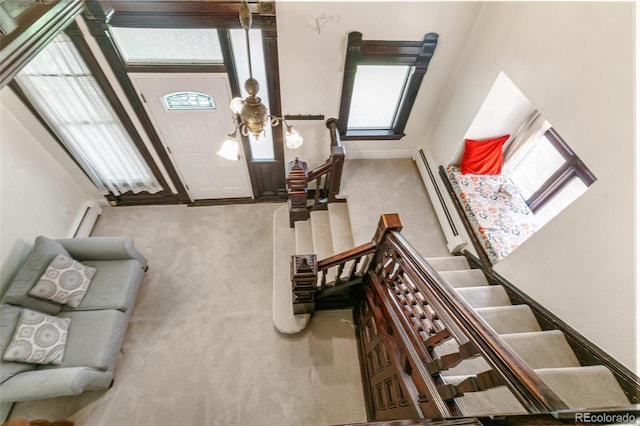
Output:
(415, 149), (467, 253)
(69, 201), (103, 238)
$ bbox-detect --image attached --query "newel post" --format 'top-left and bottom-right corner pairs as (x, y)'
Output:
(286, 157), (309, 227)
(291, 254), (318, 315)
(373, 214), (403, 245)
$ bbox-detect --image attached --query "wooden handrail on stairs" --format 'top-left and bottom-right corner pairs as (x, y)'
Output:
(291, 213), (583, 420)
(285, 118), (345, 227)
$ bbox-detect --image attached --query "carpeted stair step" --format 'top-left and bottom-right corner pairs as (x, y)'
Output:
(440, 269), (489, 288)
(311, 210), (339, 284)
(328, 203), (355, 280)
(501, 330), (580, 369)
(272, 205), (311, 334)
(294, 220), (313, 255)
(441, 375), (527, 416)
(311, 210), (334, 259)
(328, 203), (354, 253)
(456, 285), (511, 308)
(432, 338), (494, 377)
(425, 256), (471, 272)
(535, 366), (631, 409)
(475, 305), (541, 334)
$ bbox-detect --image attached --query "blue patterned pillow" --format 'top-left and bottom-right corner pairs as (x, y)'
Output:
(3, 309), (70, 365)
(29, 253), (96, 308)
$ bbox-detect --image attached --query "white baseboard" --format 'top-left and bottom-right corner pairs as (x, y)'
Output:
(413, 149), (470, 254)
(68, 200), (103, 238)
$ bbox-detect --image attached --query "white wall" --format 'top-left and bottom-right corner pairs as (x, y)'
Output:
(0, 88), (101, 290)
(277, 1), (483, 166)
(423, 2), (636, 371)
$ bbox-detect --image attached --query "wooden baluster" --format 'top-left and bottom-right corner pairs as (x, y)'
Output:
(326, 118), (345, 203)
(291, 254), (318, 314)
(314, 176), (322, 207)
(286, 158), (309, 227)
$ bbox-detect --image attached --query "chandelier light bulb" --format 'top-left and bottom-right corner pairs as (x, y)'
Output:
(217, 138), (240, 161)
(230, 97), (244, 115)
(285, 125), (304, 149)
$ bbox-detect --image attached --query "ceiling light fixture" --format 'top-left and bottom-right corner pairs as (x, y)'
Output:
(219, 0), (303, 159)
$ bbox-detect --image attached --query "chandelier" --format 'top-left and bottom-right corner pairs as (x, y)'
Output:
(218, 0), (303, 161)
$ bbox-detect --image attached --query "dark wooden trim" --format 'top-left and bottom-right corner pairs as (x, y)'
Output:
(122, 64), (228, 74)
(114, 191), (181, 206)
(526, 128), (596, 213)
(337, 31), (438, 140)
(462, 251), (640, 407)
(187, 197), (284, 207)
(258, 14), (287, 199)
(438, 165), (493, 269)
(0, 0), (83, 88)
(352, 303), (376, 421)
(81, 11), (191, 204)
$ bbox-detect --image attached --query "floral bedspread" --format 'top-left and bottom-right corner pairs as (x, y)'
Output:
(446, 165), (538, 264)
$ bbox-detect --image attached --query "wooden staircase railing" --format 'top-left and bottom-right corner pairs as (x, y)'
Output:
(290, 213), (596, 421)
(285, 118), (345, 227)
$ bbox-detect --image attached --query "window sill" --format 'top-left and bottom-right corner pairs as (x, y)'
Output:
(340, 130), (405, 141)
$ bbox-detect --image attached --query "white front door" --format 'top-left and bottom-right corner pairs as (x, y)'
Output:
(130, 73), (252, 200)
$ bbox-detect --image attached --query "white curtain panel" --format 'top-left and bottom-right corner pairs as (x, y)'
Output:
(16, 34), (162, 196)
(502, 109), (552, 175)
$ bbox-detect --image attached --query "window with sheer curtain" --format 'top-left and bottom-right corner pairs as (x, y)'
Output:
(15, 33), (162, 196)
(503, 111), (596, 226)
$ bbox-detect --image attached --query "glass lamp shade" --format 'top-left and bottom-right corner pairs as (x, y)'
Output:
(230, 97), (244, 115)
(285, 126), (304, 149)
(217, 138), (240, 161)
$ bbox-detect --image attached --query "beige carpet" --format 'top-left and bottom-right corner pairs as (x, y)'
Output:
(8, 158), (450, 425)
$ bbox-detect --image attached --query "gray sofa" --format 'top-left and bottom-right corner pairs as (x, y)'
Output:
(0, 235), (147, 404)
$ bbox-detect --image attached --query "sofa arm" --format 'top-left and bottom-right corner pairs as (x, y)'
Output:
(0, 368), (113, 402)
(56, 237), (148, 269)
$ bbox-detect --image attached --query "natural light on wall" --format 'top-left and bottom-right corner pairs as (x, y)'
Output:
(464, 72), (596, 238)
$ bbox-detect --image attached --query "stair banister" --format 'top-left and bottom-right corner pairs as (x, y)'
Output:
(383, 230), (570, 413)
(285, 118), (346, 227)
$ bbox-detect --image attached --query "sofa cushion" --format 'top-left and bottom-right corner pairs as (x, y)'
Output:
(40, 309), (127, 372)
(2, 236), (68, 315)
(61, 259), (143, 313)
(28, 254), (96, 308)
(3, 309), (70, 365)
(0, 305), (36, 383)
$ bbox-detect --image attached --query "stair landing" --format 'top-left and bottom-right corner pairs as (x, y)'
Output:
(273, 205), (310, 334)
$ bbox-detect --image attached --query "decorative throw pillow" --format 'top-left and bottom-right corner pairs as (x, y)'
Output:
(3, 309), (70, 365)
(460, 134), (510, 175)
(498, 182), (521, 198)
(29, 253), (96, 308)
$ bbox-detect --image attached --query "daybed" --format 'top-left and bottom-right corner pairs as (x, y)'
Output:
(445, 164), (538, 264)
(0, 235), (147, 404)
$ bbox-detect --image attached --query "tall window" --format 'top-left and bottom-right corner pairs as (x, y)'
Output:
(503, 112), (596, 226)
(337, 31), (438, 140)
(15, 33), (162, 195)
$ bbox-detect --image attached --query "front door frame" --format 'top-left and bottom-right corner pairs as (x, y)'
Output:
(81, 1), (287, 205)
